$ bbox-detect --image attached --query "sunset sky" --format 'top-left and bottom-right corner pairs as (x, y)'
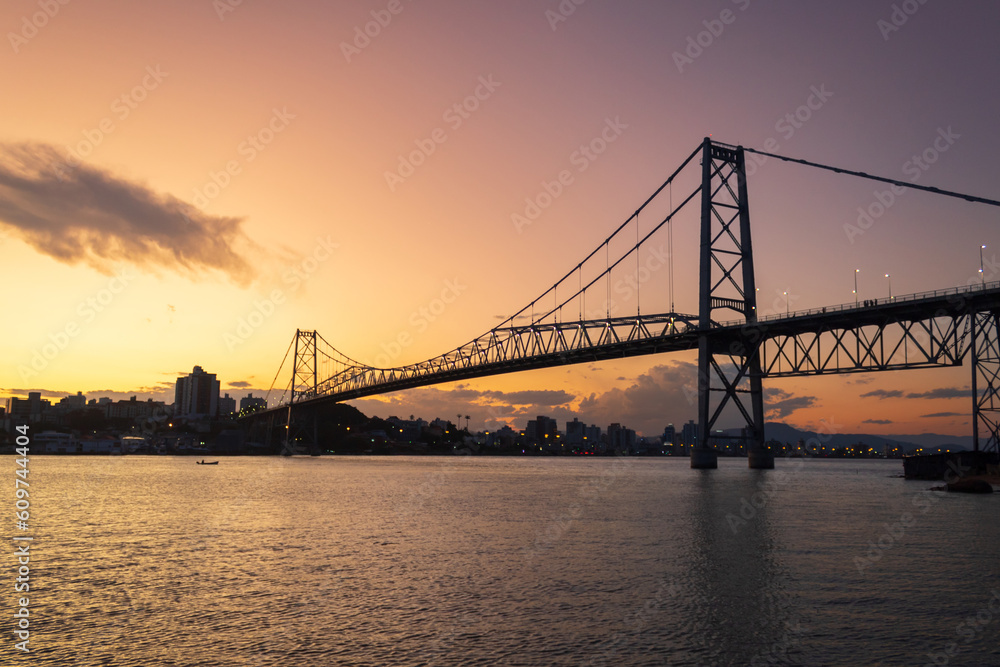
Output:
(2, 0), (999, 438)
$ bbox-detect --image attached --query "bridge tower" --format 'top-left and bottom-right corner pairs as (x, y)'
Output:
(972, 311), (1000, 452)
(292, 329), (318, 402)
(283, 329), (319, 455)
(693, 138), (773, 469)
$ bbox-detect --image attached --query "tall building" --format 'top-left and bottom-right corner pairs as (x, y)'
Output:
(566, 419), (602, 450)
(218, 393), (237, 417)
(107, 397), (166, 420)
(58, 392), (87, 410)
(239, 393), (267, 414)
(681, 420), (698, 447)
(174, 366), (220, 418)
(662, 423), (676, 446)
(607, 423), (637, 454)
(7, 392), (50, 423)
(526, 415), (558, 445)
(566, 418), (585, 445)
(607, 423), (623, 452)
(584, 424), (602, 450)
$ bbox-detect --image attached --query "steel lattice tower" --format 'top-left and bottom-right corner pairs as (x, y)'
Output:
(693, 138), (771, 468)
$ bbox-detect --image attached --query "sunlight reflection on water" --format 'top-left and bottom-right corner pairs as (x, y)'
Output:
(17, 456), (1000, 666)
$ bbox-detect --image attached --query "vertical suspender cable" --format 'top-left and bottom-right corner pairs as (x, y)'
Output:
(669, 181), (675, 313)
(636, 211), (640, 317)
(606, 241), (611, 319)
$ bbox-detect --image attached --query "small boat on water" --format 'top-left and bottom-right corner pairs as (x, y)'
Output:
(196, 460), (219, 465)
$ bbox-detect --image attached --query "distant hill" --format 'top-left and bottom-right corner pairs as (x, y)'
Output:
(757, 422), (973, 454)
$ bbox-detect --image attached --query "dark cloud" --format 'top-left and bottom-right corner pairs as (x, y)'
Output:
(863, 419), (894, 425)
(920, 412), (964, 418)
(227, 381), (253, 388)
(906, 387), (968, 399)
(577, 361), (700, 434)
(763, 387), (819, 419)
(350, 364), (824, 436)
(349, 385), (576, 431)
(860, 389), (904, 399)
(4, 388), (65, 399)
(5, 384), (176, 404)
(0, 142), (259, 284)
(483, 389), (573, 406)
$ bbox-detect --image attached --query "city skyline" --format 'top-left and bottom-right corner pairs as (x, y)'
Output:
(3, 2), (1000, 438)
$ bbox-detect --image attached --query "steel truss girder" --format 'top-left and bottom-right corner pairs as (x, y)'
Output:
(309, 313), (699, 403)
(758, 315), (967, 377)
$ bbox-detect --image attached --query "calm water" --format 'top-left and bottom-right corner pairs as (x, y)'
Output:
(8, 455), (1000, 666)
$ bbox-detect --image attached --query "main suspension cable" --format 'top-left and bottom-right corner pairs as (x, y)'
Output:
(742, 146), (1000, 208)
(264, 336), (295, 406)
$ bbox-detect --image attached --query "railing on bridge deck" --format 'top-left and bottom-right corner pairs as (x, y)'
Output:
(717, 279), (1000, 327)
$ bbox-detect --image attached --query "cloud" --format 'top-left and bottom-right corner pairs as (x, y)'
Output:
(351, 362), (820, 436)
(0, 142), (259, 285)
(763, 387), (819, 419)
(349, 385), (577, 430)
(5, 383), (176, 403)
(860, 389), (904, 399)
(920, 412), (964, 419)
(863, 419), (894, 425)
(576, 361), (701, 434)
(227, 381), (253, 388)
(410, 386), (572, 407)
(3, 388), (65, 399)
(483, 389), (573, 405)
(906, 387), (968, 399)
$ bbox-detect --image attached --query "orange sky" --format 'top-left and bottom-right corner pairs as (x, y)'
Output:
(2, 1), (999, 438)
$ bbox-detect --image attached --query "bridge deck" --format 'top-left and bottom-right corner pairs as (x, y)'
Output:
(243, 283), (1000, 418)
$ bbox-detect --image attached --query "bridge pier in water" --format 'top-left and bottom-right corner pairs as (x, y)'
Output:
(747, 448), (774, 469)
(690, 447), (718, 469)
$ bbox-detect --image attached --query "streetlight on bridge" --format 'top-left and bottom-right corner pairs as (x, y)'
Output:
(980, 244), (986, 286)
(854, 268), (859, 307)
(783, 291), (788, 317)
(885, 273), (892, 301)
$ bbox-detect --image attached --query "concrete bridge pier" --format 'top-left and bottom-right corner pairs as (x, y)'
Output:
(747, 447), (775, 469)
(690, 447), (718, 469)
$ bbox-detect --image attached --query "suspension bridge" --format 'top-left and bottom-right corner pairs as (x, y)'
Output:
(243, 138), (1000, 468)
